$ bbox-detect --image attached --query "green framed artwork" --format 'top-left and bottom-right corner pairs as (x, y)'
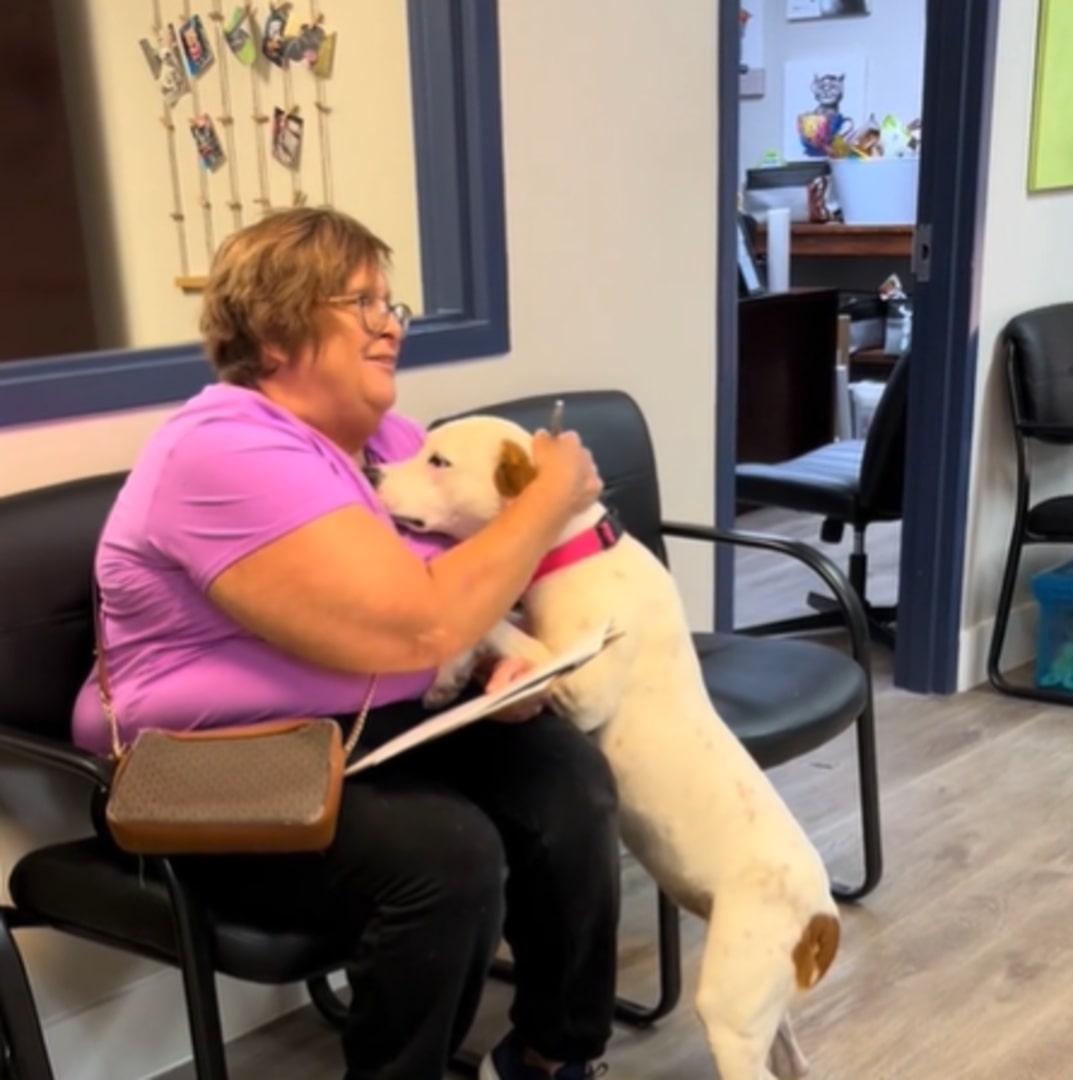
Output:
(1028, 0), (1073, 192)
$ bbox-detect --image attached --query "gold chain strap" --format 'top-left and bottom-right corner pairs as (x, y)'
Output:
(92, 574), (377, 761)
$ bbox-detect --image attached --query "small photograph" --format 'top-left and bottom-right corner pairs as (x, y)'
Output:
(191, 113), (226, 171)
(223, 6), (257, 66)
(282, 21), (328, 68)
(262, 4), (292, 67)
(312, 30), (337, 78)
(271, 106), (304, 168)
(157, 26), (190, 108)
(179, 14), (214, 77)
(138, 37), (162, 81)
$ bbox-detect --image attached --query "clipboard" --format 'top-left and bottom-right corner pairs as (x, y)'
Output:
(345, 622), (622, 775)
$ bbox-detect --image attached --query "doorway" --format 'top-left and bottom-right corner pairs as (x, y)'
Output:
(714, 0), (1000, 694)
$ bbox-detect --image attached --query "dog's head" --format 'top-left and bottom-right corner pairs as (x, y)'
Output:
(372, 416), (538, 539)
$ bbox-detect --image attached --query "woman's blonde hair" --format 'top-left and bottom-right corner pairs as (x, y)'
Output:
(199, 207), (393, 386)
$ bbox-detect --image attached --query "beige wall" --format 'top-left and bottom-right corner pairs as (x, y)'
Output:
(49, 0), (423, 350)
(957, 0), (1073, 688)
(0, 3), (718, 1077)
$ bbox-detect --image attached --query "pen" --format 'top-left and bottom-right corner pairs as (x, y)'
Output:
(549, 399), (564, 436)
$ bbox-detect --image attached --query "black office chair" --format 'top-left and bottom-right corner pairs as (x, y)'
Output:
(988, 303), (1073, 703)
(734, 349), (909, 648)
(0, 474), (485, 1080)
(305, 389), (884, 1037)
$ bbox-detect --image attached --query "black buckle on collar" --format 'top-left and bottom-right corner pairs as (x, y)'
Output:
(596, 512), (624, 550)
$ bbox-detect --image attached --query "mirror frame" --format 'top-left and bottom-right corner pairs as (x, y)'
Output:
(0, 0), (508, 429)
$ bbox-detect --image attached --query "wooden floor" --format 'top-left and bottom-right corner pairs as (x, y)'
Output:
(161, 511), (1073, 1080)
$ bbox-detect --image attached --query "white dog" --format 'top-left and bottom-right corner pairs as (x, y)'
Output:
(372, 416), (841, 1080)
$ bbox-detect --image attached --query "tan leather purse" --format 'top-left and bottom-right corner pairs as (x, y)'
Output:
(94, 579), (376, 856)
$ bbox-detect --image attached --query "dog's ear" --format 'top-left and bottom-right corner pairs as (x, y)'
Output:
(494, 439), (537, 498)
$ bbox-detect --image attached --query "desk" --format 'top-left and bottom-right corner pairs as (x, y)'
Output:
(737, 288), (838, 464)
(754, 223), (914, 259)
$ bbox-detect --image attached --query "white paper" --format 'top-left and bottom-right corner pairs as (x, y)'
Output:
(345, 623), (620, 775)
(766, 207), (791, 293)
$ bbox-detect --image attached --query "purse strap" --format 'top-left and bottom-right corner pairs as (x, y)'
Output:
(91, 575), (125, 761)
(91, 574), (377, 762)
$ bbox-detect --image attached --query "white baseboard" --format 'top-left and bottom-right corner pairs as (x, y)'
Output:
(958, 599), (1037, 691)
(43, 965), (321, 1080)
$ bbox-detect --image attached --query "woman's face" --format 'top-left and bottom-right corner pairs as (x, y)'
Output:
(276, 263), (408, 451)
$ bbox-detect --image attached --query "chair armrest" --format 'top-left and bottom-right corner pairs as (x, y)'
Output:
(1017, 421), (1073, 444)
(0, 724), (114, 791)
(660, 519), (872, 670)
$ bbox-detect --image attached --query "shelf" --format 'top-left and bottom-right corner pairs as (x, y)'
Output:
(755, 223), (914, 258)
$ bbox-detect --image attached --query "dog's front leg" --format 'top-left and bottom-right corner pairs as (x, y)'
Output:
(422, 645), (482, 709)
(422, 620), (553, 710)
(547, 637), (630, 734)
(484, 618), (554, 668)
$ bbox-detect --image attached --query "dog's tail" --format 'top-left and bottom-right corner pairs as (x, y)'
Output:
(792, 912), (840, 991)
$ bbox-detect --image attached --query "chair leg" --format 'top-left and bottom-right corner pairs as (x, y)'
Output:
(304, 975), (484, 1076)
(612, 890), (682, 1027)
(306, 975), (347, 1031)
(830, 693), (883, 902)
(158, 862), (230, 1080)
(807, 592), (896, 648)
(447, 1049), (482, 1077)
(0, 910), (53, 1080)
(488, 886), (682, 1030)
(739, 526), (897, 648)
(983, 529), (1067, 702)
(738, 607), (846, 638)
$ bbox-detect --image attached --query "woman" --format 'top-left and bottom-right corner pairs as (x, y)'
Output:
(73, 207), (619, 1080)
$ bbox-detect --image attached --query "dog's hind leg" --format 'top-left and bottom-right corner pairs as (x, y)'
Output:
(767, 1015), (810, 1080)
(694, 901), (803, 1080)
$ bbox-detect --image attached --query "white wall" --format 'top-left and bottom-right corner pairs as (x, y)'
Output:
(0, 3), (718, 1077)
(739, 0), (925, 175)
(957, 1), (1073, 688)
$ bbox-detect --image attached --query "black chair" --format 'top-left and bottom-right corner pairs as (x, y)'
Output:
(0, 474), (487, 1080)
(734, 349), (910, 649)
(306, 390), (884, 1037)
(988, 303), (1073, 704)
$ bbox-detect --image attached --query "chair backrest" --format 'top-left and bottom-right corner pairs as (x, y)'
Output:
(858, 348), (910, 517)
(432, 389), (670, 564)
(0, 472), (126, 741)
(1003, 303), (1073, 443)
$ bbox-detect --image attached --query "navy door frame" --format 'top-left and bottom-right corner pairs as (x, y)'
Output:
(714, 0), (1001, 694)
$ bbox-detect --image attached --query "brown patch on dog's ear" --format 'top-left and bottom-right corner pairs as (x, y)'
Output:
(494, 439), (537, 498)
(792, 912), (840, 990)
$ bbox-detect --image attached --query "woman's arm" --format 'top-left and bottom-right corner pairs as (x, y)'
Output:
(206, 469), (580, 675)
(204, 429), (600, 673)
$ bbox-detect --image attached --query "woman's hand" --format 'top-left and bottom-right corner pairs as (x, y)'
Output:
(531, 429), (604, 517)
(482, 656), (547, 723)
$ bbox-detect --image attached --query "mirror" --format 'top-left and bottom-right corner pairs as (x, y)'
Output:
(0, 0), (508, 428)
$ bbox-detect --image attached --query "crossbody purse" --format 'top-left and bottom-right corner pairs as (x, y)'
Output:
(95, 578), (376, 856)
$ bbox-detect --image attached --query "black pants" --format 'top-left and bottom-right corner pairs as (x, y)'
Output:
(178, 699), (621, 1080)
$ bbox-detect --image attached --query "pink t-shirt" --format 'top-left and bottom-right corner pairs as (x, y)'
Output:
(72, 383), (449, 755)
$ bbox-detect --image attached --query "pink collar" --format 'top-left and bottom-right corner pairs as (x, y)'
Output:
(528, 514), (623, 589)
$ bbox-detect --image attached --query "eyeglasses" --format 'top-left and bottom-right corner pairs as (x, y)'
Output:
(326, 293), (413, 335)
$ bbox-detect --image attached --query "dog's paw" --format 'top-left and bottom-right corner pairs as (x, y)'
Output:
(422, 679), (466, 710)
